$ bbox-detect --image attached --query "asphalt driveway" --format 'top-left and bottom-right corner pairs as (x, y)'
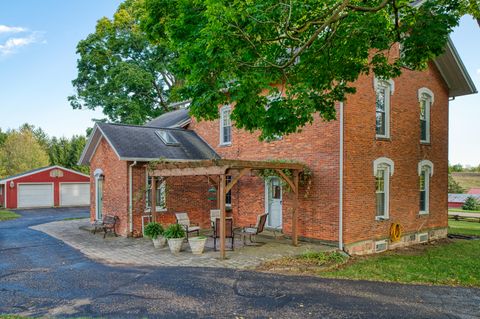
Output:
(1, 208), (479, 318)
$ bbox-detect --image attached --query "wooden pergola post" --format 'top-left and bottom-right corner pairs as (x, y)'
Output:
(219, 173), (226, 259)
(151, 176), (156, 222)
(148, 159), (306, 255)
(292, 170), (300, 246)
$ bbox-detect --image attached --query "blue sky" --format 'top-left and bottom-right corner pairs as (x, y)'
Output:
(0, 2), (479, 165)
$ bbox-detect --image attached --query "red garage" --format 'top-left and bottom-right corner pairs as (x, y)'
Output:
(0, 166), (90, 209)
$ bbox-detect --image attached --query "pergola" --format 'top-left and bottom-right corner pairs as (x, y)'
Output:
(148, 159), (305, 259)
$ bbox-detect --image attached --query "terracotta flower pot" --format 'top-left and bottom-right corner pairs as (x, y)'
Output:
(167, 237), (185, 253)
(188, 237), (207, 255)
(152, 236), (166, 248)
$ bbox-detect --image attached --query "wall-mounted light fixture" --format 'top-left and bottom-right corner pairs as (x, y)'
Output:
(9, 181), (14, 188)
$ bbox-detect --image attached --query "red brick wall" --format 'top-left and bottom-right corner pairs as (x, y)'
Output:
(90, 138), (129, 236)
(130, 165), (217, 236)
(190, 107), (341, 242)
(5, 167), (89, 209)
(88, 59), (449, 246)
(342, 63), (449, 244)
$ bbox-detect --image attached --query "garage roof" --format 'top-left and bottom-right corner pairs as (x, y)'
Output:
(0, 165), (89, 184)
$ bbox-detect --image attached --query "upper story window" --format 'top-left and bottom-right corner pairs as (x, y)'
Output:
(418, 160), (434, 214)
(418, 88), (434, 143)
(373, 157), (394, 220)
(220, 105), (232, 145)
(374, 77), (394, 139)
(146, 176), (167, 211)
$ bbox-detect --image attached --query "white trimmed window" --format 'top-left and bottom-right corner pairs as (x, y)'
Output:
(146, 176), (167, 211)
(418, 160), (434, 214)
(418, 88), (434, 143)
(374, 78), (394, 139)
(373, 157), (394, 220)
(220, 105), (232, 145)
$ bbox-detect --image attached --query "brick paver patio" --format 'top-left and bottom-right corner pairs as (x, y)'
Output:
(31, 219), (334, 269)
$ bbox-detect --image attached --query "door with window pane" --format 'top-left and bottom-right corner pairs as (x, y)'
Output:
(266, 177), (282, 229)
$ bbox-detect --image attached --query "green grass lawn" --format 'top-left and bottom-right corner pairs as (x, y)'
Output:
(319, 220), (480, 287)
(449, 208), (480, 213)
(448, 220), (480, 236)
(322, 240), (480, 287)
(0, 210), (20, 221)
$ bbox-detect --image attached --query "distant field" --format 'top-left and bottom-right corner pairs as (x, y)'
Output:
(451, 172), (480, 191)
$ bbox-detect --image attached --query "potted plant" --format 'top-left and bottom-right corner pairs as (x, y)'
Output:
(188, 236), (208, 255)
(164, 223), (186, 253)
(144, 222), (165, 248)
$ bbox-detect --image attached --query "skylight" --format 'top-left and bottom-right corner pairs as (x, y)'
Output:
(155, 130), (179, 146)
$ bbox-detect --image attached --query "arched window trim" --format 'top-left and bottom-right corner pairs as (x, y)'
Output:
(418, 160), (434, 176)
(418, 87), (435, 104)
(373, 77), (395, 95)
(373, 157), (395, 176)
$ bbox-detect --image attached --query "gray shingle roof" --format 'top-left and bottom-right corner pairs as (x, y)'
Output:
(448, 194), (480, 203)
(95, 122), (219, 161)
(146, 108), (191, 128)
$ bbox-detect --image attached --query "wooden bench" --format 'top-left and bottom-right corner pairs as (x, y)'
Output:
(448, 211), (480, 223)
(93, 215), (119, 238)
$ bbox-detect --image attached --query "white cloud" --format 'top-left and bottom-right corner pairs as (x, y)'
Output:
(0, 25), (27, 34)
(0, 31), (45, 57)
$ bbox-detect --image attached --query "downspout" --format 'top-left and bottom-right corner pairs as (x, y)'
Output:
(339, 102), (344, 251)
(129, 161), (137, 235)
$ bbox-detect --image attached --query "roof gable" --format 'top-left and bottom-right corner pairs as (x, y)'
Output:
(0, 165), (89, 183)
(79, 122), (220, 165)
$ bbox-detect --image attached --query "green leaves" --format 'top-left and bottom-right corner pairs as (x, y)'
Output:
(0, 129), (50, 179)
(70, 0), (177, 125)
(140, 1), (477, 139)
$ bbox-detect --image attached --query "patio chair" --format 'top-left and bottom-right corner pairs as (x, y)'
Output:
(211, 217), (234, 251)
(239, 213), (268, 245)
(210, 209), (220, 228)
(175, 212), (200, 239)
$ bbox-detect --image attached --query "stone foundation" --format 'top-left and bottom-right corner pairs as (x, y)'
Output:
(344, 227), (448, 255)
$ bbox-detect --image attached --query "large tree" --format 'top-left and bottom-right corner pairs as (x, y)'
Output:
(143, 0), (479, 139)
(0, 130), (50, 178)
(69, 0), (178, 125)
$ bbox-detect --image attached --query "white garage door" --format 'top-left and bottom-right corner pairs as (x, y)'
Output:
(60, 183), (90, 206)
(18, 184), (54, 208)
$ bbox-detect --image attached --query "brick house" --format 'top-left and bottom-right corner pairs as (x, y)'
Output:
(79, 40), (476, 255)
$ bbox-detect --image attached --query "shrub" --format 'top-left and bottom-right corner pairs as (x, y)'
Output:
(448, 174), (465, 193)
(164, 223), (186, 239)
(463, 196), (480, 211)
(144, 222), (164, 239)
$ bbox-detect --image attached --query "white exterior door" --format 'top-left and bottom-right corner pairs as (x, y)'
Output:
(60, 183), (90, 206)
(18, 184), (54, 208)
(266, 177), (282, 229)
